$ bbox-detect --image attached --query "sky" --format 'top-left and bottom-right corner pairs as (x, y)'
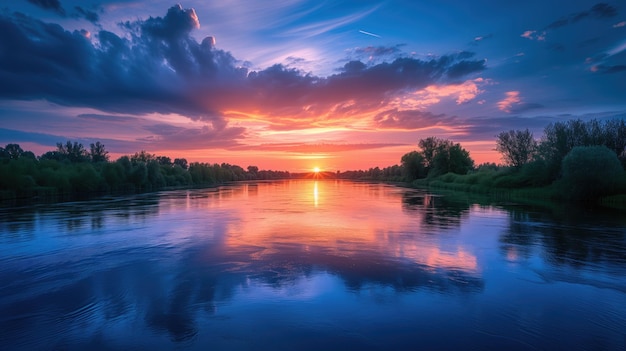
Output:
(0, 0), (625, 172)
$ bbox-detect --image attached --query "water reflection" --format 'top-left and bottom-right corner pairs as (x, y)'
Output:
(499, 206), (626, 269)
(1, 181), (625, 350)
(401, 192), (470, 230)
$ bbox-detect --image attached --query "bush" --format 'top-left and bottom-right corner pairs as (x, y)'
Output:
(561, 146), (624, 201)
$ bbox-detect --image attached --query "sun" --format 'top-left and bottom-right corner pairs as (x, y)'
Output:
(313, 167), (320, 173)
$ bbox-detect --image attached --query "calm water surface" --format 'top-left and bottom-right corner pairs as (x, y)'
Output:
(1, 180), (625, 350)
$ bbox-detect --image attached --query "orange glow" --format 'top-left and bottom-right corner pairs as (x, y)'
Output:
(391, 78), (487, 110)
(313, 167), (320, 173)
(217, 181), (480, 273)
(498, 91), (521, 112)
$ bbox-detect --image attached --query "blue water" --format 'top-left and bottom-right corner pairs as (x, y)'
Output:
(1, 180), (625, 350)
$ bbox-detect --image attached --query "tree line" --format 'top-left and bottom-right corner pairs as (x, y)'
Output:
(0, 142), (290, 201)
(402, 118), (624, 201)
(2, 117), (625, 203)
(340, 118), (625, 201)
(490, 118), (626, 200)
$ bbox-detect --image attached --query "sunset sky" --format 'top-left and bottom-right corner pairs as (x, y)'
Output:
(1, 1), (625, 171)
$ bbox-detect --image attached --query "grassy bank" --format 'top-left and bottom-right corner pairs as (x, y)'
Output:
(411, 169), (626, 210)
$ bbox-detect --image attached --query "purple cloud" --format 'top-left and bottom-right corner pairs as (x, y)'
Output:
(545, 3), (618, 30)
(26, 0), (65, 16)
(0, 5), (486, 127)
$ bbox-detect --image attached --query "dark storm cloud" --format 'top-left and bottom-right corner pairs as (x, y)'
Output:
(74, 6), (99, 23)
(446, 58), (487, 79)
(0, 127), (63, 145)
(26, 0), (65, 16)
(545, 3), (618, 30)
(0, 5), (486, 124)
(140, 123), (246, 149)
(0, 127), (138, 152)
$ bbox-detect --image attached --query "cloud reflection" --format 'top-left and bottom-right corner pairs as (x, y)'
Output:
(0, 181), (486, 348)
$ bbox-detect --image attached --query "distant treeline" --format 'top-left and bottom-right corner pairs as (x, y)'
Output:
(0, 141), (291, 202)
(2, 117), (625, 203)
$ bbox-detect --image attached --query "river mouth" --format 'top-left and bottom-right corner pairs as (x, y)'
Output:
(1, 180), (625, 350)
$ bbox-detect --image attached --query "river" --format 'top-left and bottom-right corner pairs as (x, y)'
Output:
(1, 180), (625, 350)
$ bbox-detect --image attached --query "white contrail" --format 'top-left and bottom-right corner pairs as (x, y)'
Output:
(358, 30), (381, 38)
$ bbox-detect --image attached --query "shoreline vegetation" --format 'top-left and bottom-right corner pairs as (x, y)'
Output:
(2, 118), (626, 209)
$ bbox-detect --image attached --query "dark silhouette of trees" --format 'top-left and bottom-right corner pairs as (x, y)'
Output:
(418, 137), (474, 176)
(397, 137), (474, 181)
(90, 142), (109, 163)
(247, 165), (258, 174)
(496, 129), (537, 168)
(174, 158), (188, 169)
(418, 137), (444, 169)
(561, 146), (624, 201)
(156, 156), (172, 166)
(4, 144), (24, 160)
(401, 151), (426, 181)
(539, 119), (626, 180)
(430, 142), (474, 176)
(2, 118), (626, 204)
(131, 150), (155, 163)
(57, 141), (90, 163)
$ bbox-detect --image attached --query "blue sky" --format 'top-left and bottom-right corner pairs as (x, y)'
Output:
(0, 0), (625, 170)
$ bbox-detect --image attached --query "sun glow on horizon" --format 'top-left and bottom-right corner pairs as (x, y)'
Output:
(313, 167), (320, 173)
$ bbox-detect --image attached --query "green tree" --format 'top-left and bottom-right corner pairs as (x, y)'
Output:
(431, 143), (474, 176)
(603, 118), (626, 166)
(418, 137), (474, 176)
(21, 151), (37, 160)
(57, 141), (89, 163)
(561, 146), (624, 201)
(539, 118), (626, 179)
(39, 150), (64, 162)
(174, 158), (188, 169)
(131, 151), (155, 163)
(156, 156), (172, 166)
(90, 142), (109, 163)
(4, 143), (24, 159)
(496, 129), (537, 169)
(101, 162), (125, 189)
(247, 165), (259, 174)
(400, 151), (426, 181)
(147, 160), (166, 189)
(70, 164), (101, 193)
(418, 137), (449, 169)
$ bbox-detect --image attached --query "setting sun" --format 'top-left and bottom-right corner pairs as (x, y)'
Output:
(313, 167), (320, 173)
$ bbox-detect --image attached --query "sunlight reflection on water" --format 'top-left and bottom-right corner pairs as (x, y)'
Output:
(1, 180), (625, 350)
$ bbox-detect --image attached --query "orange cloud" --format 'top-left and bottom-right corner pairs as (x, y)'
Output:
(497, 91), (521, 113)
(520, 30), (546, 41)
(391, 78), (486, 110)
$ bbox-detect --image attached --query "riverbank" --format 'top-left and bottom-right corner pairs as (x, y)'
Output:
(0, 183), (222, 208)
(410, 173), (626, 211)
